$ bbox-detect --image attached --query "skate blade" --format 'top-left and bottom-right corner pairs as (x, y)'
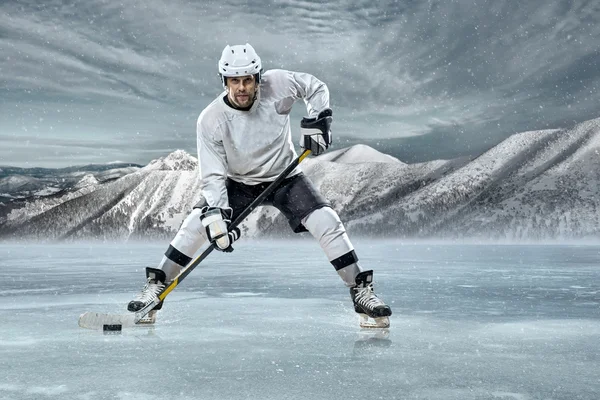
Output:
(137, 310), (157, 324)
(359, 314), (390, 329)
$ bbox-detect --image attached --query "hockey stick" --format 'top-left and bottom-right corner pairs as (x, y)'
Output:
(79, 149), (313, 329)
(130, 148), (313, 323)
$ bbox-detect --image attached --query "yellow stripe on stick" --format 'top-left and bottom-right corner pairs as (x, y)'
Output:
(299, 149), (311, 162)
(160, 279), (178, 300)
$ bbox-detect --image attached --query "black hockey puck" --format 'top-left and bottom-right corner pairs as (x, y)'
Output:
(103, 324), (122, 333)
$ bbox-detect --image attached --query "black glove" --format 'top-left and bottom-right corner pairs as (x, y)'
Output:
(300, 108), (332, 156)
(199, 207), (240, 252)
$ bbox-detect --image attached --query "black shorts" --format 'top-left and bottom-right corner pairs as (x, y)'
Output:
(194, 172), (330, 233)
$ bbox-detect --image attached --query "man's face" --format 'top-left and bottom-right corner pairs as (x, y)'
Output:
(226, 75), (258, 108)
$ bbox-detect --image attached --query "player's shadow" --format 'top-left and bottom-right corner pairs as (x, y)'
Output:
(352, 328), (392, 357)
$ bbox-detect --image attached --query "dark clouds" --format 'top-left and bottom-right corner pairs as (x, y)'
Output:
(1, 0), (599, 167)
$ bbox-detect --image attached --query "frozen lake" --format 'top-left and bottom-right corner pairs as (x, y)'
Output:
(0, 240), (599, 400)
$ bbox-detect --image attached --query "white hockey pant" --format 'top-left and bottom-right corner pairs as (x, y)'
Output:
(302, 207), (362, 287)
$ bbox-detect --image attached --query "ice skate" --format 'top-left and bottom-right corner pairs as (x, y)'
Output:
(350, 270), (392, 329)
(127, 267), (166, 313)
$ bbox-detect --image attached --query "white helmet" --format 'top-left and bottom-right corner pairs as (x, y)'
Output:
(218, 43), (262, 87)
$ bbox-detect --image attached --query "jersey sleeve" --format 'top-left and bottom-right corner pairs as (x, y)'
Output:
(288, 71), (330, 118)
(196, 112), (230, 209)
(266, 69), (330, 117)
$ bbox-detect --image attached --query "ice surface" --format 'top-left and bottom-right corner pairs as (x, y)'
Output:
(0, 240), (599, 400)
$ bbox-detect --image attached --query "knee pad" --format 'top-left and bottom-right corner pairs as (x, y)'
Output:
(169, 208), (207, 259)
(302, 207), (353, 261)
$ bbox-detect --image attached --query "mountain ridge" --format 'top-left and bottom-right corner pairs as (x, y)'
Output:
(1, 117), (599, 241)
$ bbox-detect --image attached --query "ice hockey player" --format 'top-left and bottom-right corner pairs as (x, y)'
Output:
(127, 43), (392, 328)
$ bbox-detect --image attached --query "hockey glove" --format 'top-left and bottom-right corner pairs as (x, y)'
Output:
(300, 108), (333, 156)
(199, 207), (240, 252)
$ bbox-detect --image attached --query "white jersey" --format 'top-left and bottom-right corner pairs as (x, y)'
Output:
(196, 69), (330, 209)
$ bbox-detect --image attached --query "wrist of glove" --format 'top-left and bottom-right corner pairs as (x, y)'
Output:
(199, 207), (240, 252)
(300, 108), (333, 156)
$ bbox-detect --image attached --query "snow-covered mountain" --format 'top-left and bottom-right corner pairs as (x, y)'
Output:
(1, 118), (599, 241)
(317, 144), (404, 164)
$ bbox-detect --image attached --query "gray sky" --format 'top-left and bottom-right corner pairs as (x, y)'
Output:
(1, 0), (599, 167)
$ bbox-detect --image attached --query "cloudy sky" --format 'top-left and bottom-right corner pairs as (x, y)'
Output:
(1, 0), (599, 168)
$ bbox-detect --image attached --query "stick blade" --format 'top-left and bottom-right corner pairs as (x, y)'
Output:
(78, 311), (136, 330)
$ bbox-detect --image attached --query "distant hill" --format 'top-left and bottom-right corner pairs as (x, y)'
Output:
(1, 117), (599, 241)
(0, 163), (142, 204)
